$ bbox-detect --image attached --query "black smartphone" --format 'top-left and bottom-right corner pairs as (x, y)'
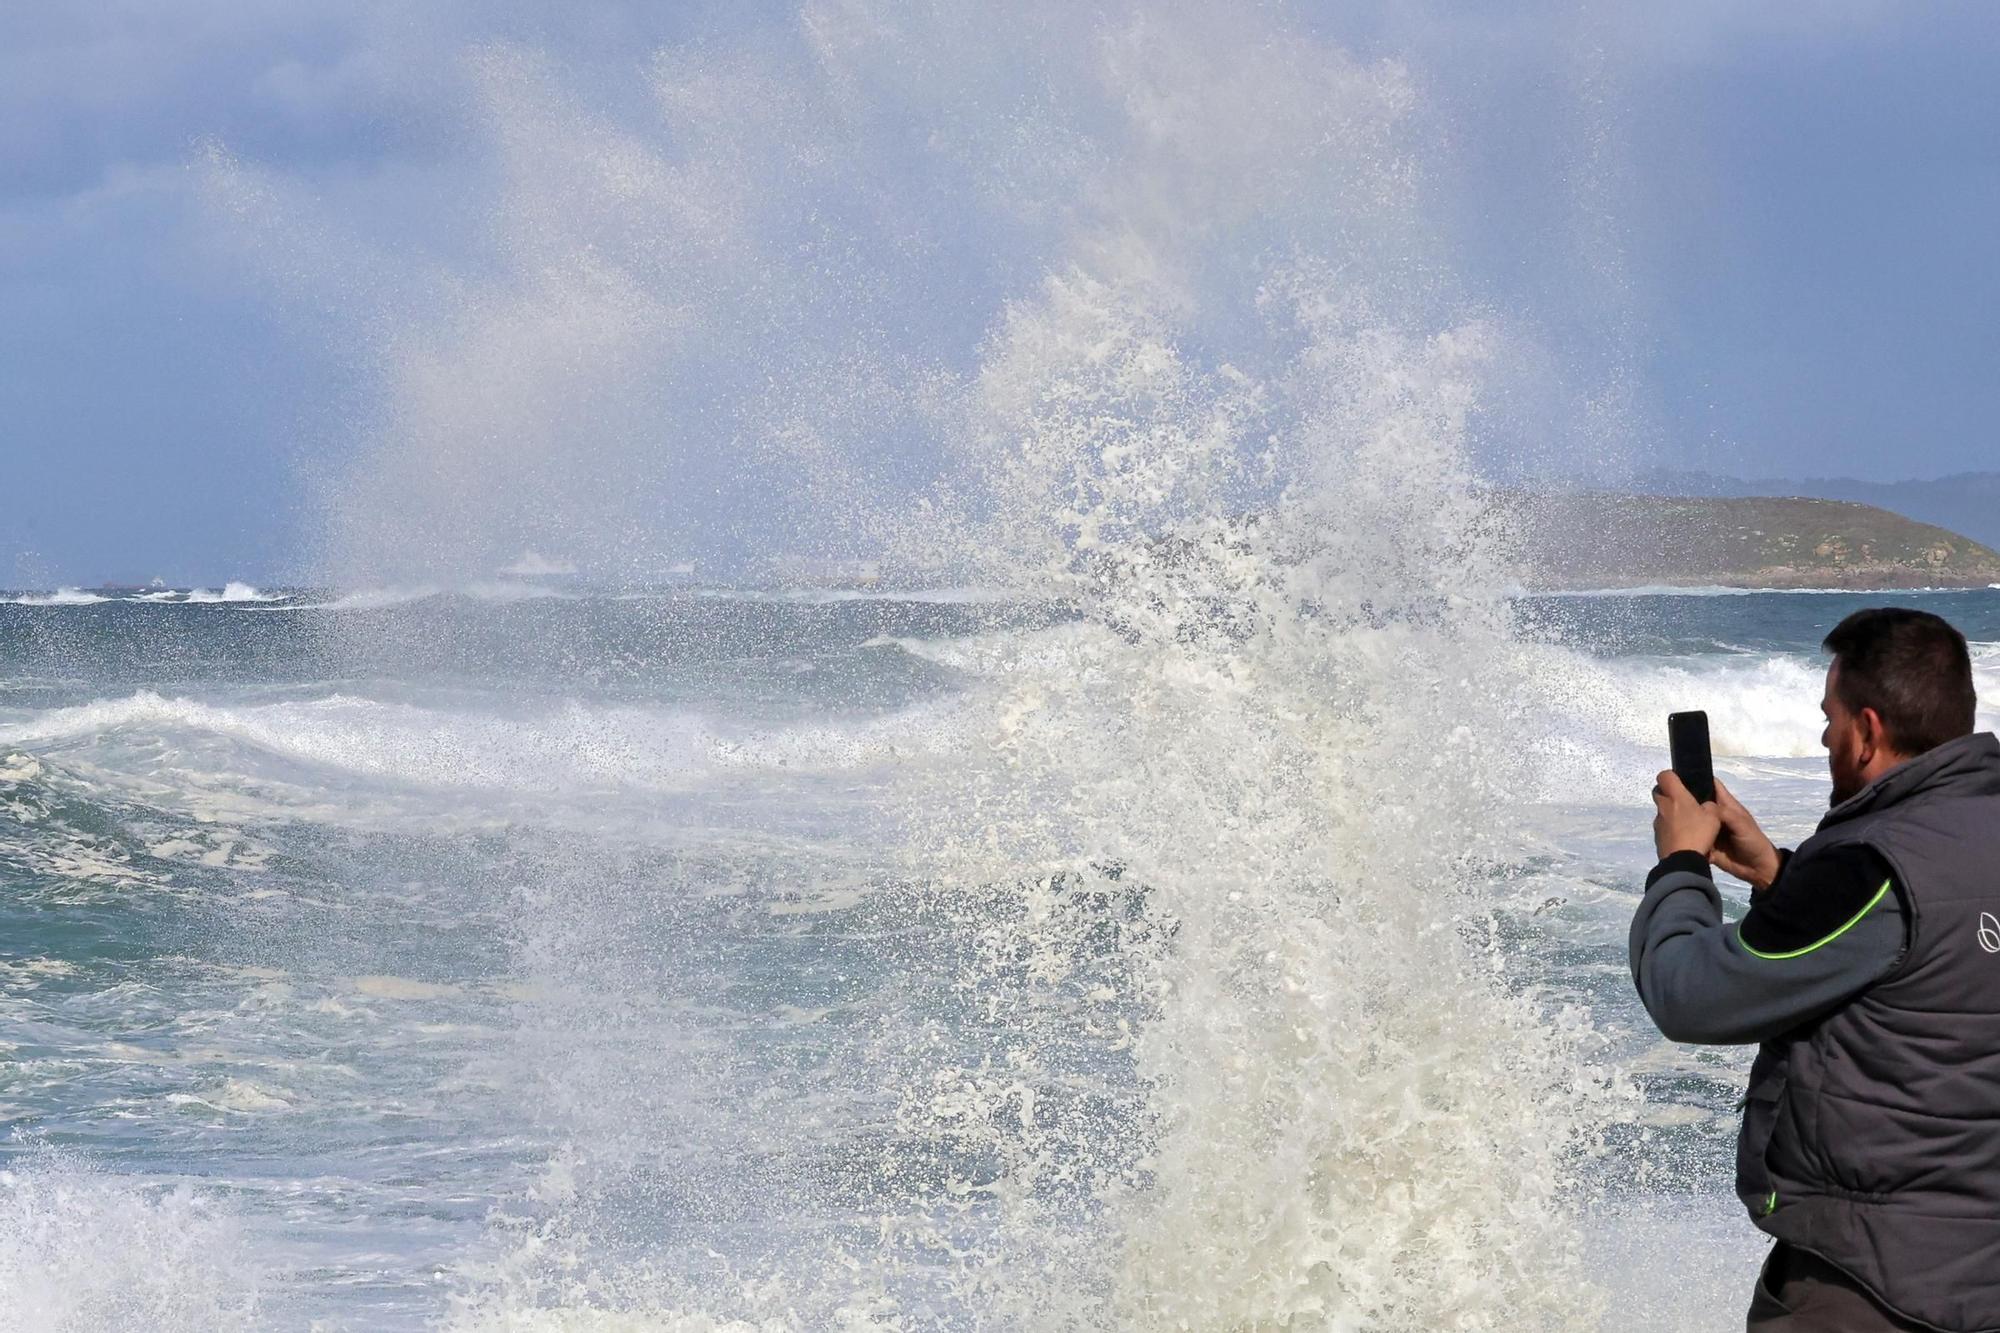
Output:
(1668, 710), (1716, 804)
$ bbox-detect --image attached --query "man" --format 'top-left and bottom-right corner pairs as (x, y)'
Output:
(1631, 607), (2000, 1331)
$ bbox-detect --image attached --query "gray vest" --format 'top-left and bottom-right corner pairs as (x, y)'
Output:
(1738, 732), (2000, 1332)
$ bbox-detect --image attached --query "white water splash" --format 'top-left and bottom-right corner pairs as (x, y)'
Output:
(0, 1149), (265, 1332)
(197, 1), (1647, 1327)
(859, 258), (1623, 1327)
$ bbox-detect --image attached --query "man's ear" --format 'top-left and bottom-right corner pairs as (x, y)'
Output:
(1857, 706), (1890, 761)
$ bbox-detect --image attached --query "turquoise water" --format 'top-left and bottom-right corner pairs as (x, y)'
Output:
(2, 585), (1996, 1329)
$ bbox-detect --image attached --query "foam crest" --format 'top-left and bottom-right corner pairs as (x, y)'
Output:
(0, 1150), (264, 1331)
(1519, 641), (2000, 775)
(183, 582), (278, 603)
(0, 690), (962, 794)
(3, 588), (108, 606)
(293, 583), (582, 611)
(1539, 584), (1972, 598)
(316, 585), (443, 611)
(1538, 648), (1829, 759)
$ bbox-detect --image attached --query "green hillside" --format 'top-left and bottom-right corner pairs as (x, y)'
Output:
(1512, 493), (2000, 591)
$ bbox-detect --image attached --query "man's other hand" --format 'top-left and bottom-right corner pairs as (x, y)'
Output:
(1710, 777), (1783, 893)
(1652, 769), (1722, 861)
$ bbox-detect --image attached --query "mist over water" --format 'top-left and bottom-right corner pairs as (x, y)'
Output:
(0, 4), (1836, 1330)
(205, 0), (1631, 589)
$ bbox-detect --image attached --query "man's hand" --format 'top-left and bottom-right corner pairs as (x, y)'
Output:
(1653, 769), (1722, 860)
(1709, 777), (1783, 893)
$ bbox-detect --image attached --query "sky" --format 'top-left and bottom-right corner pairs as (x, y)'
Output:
(3, 1), (1997, 586)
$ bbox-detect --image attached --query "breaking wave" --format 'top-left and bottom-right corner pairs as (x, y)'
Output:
(0, 689), (970, 796)
(146, 0), (1724, 1325)
(1538, 584), (1976, 598)
(182, 582), (280, 603)
(0, 1150), (264, 1332)
(4, 584), (287, 606)
(3, 588), (109, 606)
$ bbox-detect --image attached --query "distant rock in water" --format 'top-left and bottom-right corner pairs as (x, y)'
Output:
(1508, 493), (2000, 591)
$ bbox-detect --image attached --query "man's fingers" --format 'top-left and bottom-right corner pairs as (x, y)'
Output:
(1655, 769), (1689, 801)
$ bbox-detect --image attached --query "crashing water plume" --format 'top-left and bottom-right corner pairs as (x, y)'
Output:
(864, 271), (1623, 1329)
(191, 1), (1646, 1329)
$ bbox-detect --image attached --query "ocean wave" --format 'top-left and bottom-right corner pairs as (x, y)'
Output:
(688, 585), (1030, 606)
(245, 583), (1032, 615)
(0, 690), (967, 794)
(864, 621), (1098, 673)
(290, 583), (576, 611)
(133, 583), (288, 605)
(873, 623), (1839, 759)
(873, 623), (2000, 764)
(303, 583), (1025, 609)
(0, 692), (709, 791)
(1530, 584), (1974, 598)
(0, 1150), (263, 1331)
(310, 585), (443, 611)
(182, 582), (281, 604)
(461, 580), (577, 603)
(2, 588), (109, 606)
(1531, 648), (1831, 759)
(1523, 641), (2000, 764)
(4, 584), (288, 607)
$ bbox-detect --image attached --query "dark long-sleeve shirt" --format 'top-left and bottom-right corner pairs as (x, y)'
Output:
(1629, 843), (1908, 1045)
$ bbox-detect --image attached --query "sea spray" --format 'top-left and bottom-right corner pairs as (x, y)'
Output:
(200, 0), (1639, 1326)
(857, 270), (1625, 1327)
(0, 1147), (266, 1332)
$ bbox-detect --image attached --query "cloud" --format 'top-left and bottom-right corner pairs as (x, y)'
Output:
(0, 3), (437, 204)
(7, 0), (1998, 585)
(0, 0), (788, 205)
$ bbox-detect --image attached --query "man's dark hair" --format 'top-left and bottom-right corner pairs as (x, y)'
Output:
(1823, 607), (1977, 755)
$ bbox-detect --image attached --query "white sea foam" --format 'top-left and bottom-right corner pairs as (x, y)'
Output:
(846, 265), (1622, 1326)
(704, 585), (1030, 606)
(291, 582), (581, 611)
(1521, 640), (2000, 766)
(313, 585), (442, 611)
(867, 623), (1096, 675)
(6, 584), (284, 606)
(0, 689), (965, 796)
(319, 581), (1015, 608)
(0, 1150), (264, 1331)
(163, 1078), (295, 1115)
(883, 626), (2000, 766)
(3, 588), (109, 606)
(183, 582), (279, 603)
(462, 580), (577, 603)
(1537, 648), (1831, 759)
(1536, 584), (1970, 598)
(0, 692), (707, 793)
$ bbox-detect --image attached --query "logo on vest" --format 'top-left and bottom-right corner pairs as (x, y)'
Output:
(1981, 913), (2000, 955)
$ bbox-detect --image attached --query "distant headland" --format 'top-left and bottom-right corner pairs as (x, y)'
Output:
(1510, 492), (2000, 592)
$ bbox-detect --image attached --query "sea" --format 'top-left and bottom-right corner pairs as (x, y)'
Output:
(11, 0), (1994, 1324)
(4, 582), (1997, 1330)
